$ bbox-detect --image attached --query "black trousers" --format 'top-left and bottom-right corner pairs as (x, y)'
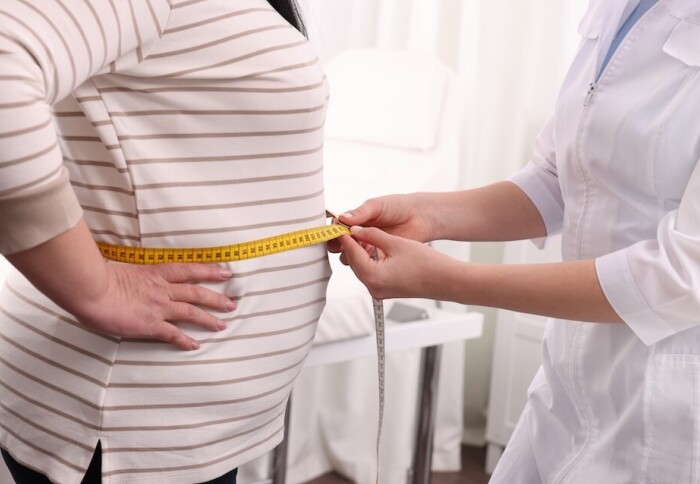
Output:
(2, 442), (238, 484)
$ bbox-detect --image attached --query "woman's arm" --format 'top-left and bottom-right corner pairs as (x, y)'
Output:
(7, 220), (236, 350)
(426, 181), (548, 242)
(334, 181), (547, 249)
(339, 227), (621, 324)
(441, 258), (620, 323)
(0, 0), (172, 255)
(0, 1), (236, 349)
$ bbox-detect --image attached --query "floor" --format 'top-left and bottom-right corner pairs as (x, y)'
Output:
(304, 445), (490, 484)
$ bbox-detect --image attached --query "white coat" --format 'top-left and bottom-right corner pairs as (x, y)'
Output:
(491, 1), (700, 483)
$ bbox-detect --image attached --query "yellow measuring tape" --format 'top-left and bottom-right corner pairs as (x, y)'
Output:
(97, 211), (351, 264)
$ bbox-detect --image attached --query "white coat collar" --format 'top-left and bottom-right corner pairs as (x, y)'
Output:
(579, 0), (700, 74)
(595, 0), (643, 74)
(577, 0), (700, 76)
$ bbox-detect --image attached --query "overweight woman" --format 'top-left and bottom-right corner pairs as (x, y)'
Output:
(0, 0), (328, 482)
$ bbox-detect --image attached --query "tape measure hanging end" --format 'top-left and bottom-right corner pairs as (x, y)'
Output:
(370, 247), (385, 484)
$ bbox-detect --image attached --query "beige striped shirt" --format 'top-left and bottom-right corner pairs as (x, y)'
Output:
(0, 0), (329, 482)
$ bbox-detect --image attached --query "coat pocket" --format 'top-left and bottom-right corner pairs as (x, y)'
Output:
(644, 356), (700, 484)
(663, 17), (700, 67)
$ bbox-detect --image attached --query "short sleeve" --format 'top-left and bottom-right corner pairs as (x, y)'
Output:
(0, 0), (171, 254)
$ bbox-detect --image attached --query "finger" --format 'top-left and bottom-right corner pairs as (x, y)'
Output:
(339, 235), (375, 277)
(154, 263), (233, 284)
(357, 240), (376, 257)
(168, 283), (236, 313)
(349, 226), (397, 253)
(165, 302), (226, 332)
(327, 238), (342, 254)
(339, 199), (382, 226)
(152, 322), (201, 351)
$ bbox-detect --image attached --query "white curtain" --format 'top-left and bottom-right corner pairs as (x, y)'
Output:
(297, 0), (588, 451)
(305, 0), (587, 186)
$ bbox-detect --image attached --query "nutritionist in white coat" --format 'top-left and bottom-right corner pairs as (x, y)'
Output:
(336, 0), (700, 482)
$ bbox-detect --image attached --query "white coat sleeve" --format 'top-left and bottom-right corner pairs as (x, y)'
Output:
(508, 117), (565, 247)
(0, 0), (171, 255)
(596, 158), (700, 345)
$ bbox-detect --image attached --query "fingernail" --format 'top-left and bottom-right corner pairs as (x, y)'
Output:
(217, 320), (227, 330)
(341, 212), (353, 219)
(191, 341), (200, 350)
(225, 300), (237, 311)
(350, 225), (364, 233)
(220, 270), (233, 279)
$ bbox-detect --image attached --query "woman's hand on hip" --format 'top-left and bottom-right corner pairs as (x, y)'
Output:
(73, 263), (235, 350)
(6, 220), (236, 351)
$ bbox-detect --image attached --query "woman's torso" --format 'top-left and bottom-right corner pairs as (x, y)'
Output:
(0, 1), (330, 482)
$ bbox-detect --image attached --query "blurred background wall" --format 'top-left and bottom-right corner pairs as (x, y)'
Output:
(300, 0), (588, 445)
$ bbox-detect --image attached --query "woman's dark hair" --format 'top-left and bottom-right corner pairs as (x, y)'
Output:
(267, 0), (306, 37)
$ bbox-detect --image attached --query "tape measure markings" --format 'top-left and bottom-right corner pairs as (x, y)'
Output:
(371, 247), (385, 484)
(96, 223), (351, 265)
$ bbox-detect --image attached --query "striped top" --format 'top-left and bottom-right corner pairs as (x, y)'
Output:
(0, 1), (329, 482)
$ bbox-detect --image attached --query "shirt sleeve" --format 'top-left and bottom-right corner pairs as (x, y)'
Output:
(596, 157), (700, 345)
(0, 0), (171, 255)
(508, 117), (565, 248)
